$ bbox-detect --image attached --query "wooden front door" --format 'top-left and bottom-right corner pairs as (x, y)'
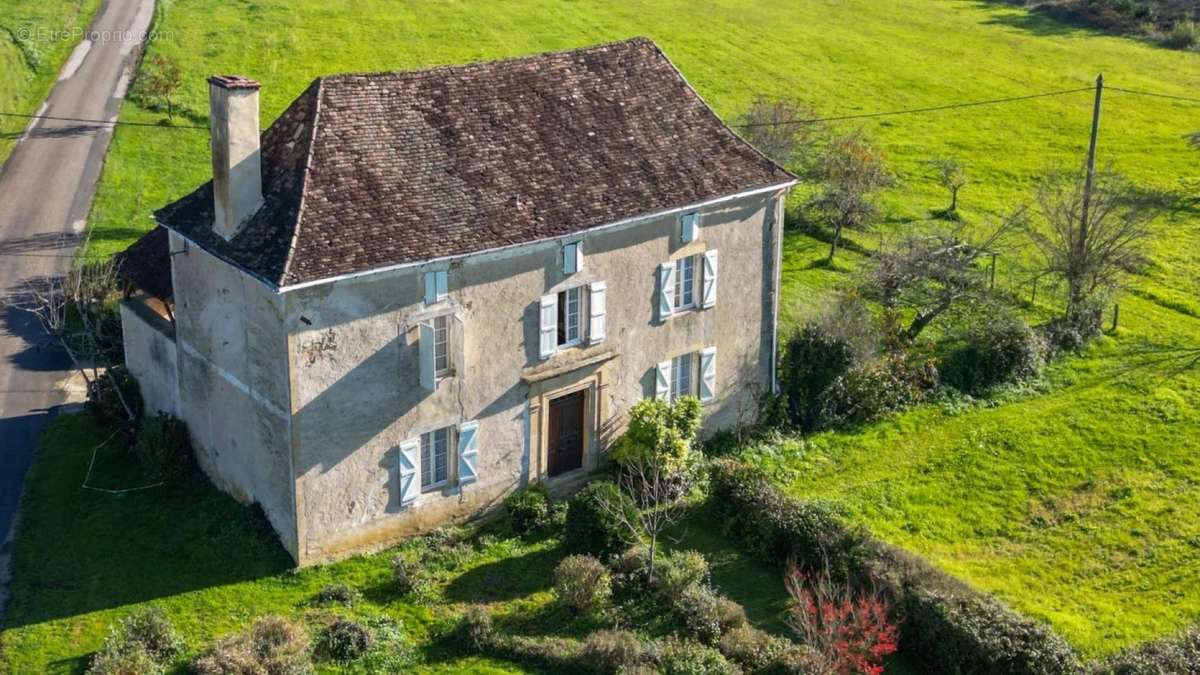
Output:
(547, 390), (585, 477)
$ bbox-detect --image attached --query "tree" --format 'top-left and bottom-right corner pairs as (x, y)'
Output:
(736, 97), (824, 169)
(139, 54), (183, 121)
(863, 209), (1026, 344)
(931, 157), (968, 216)
(809, 130), (891, 263)
(604, 397), (702, 580)
(1028, 166), (1154, 332)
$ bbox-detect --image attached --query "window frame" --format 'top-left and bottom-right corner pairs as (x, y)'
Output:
(420, 425), (453, 491)
(556, 285), (583, 349)
(670, 352), (693, 401)
(674, 255), (697, 311)
(432, 314), (451, 376)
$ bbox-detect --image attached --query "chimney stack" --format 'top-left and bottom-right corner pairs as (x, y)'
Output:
(208, 75), (263, 240)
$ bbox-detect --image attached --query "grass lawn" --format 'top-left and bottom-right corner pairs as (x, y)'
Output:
(69, 0), (1200, 661)
(0, 0), (100, 166)
(0, 413), (816, 673)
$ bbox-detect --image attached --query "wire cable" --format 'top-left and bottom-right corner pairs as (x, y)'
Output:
(1107, 87), (1200, 105)
(0, 110), (207, 130)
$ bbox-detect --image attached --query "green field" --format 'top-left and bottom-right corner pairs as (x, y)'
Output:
(16, 0), (1200, 666)
(0, 0), (99, 165)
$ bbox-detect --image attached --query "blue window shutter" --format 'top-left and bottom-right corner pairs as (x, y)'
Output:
(424, 270), (448, 305)
(681, 213), (698, 243)
(398, 438), (419, 506)
(419, 321), (435, 390)
(458, 421), (479, 485)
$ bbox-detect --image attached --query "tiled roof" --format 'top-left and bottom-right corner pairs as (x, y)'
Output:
(155, 38), (795, 289)
(115, 226), (173, 301)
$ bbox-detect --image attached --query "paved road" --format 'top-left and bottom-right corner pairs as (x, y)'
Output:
(0, 0), (154, 575)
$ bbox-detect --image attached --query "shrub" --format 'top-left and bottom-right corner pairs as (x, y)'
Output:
(457, 605), (494, 653)
(192, 616), (312, 675)
(714, 596), (749, 634)
(581, 629), (646, 674)
(785, 565), (898, 675)
(1093, 626), (1200, 674)
(318, 617), (373, 662)
(942, 315), (1045, 395)
(674, 584), (724, 646)
(392, 556), (428, 596)
(87, 366), (143, 424)
(781, 324), (856, 433)
(134, 413), (193, 479)
(313, 583), (357, 606)
(654, 549), (709, 598)
(610, 397), (702, 474)
(819, 351), (937, 426)
(610, 545), (651, 597)
(655, 639), (740, 675)
(505, 483), (552, 534)
(554, 554), (612, 616)
(488, 634), (584, 671)
(88, 640), (163, 675)
(708, 460), (867, 577)
(719, 626), (784, 673)
(1163, 19), (1199, 49)
(357, 617), (415, 672)
(864, 541), (1079, 674)
(565, 481), (641, 560)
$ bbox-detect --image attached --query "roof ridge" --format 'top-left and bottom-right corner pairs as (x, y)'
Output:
(277, 78), (325, 286)
(318, 36), (655, 84)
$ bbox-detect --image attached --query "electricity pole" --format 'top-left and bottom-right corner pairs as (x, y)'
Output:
(1073, 74), (1103, 315)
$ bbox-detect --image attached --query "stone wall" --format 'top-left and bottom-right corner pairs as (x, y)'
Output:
(119, 300), (179, 417)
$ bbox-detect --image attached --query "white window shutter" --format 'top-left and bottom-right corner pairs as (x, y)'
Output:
(701, 250), (718, 309)
(539, 294), (557, 360)
(699, 347), (717, 402)
(655, 360), (672, 400)
(458, 421), (479, 485)
(681, 213), (698, 243)
(418, 321), (435, 391)
(588, 281), (606, 344)
(657, 262), (675, 321)
(398, 438), (419, 506)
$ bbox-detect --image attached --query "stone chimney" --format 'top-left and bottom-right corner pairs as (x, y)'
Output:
(208, 75), (263, 240)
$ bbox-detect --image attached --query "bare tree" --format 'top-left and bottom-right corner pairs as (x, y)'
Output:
(736, 97), (824, 169)
(809, 130), (891, 263)
(6, 252), (137, 423)
(863, 208), (1026, 343)
(1028, 166), (1155, 331)
(931, 157), (969, 216)
(138, 53), (184, 121)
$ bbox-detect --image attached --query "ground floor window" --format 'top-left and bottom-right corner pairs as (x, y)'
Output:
(671, 352), (693, 401)
(421, 426), (451, 490)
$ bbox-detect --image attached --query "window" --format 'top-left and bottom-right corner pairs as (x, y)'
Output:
(433, 314), (451, 375)
(671, 352), (693, 401)
(557, 286), (582, 347)
(421, 426), (451, 490)
(424, 269), (448, 305)
(675, 256), (696, 310)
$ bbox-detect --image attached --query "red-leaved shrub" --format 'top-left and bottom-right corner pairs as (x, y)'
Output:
(785, 564), (899, 675)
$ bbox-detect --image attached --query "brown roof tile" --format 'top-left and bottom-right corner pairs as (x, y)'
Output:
(155, 38), (794, 289)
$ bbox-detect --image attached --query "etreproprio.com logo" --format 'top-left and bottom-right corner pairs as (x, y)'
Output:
(14, 26), (170, 44)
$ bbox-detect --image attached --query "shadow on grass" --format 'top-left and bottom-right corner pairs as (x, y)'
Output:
(969, 0), (1116, 39)
(441, 543), (561, 604)
(4, 414), (293, 629)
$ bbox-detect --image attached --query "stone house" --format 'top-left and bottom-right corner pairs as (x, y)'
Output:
(117, 38), (796, 565)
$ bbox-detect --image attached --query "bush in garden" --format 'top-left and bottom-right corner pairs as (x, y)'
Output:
(1092, 626), (1200, 674)
(318, 617), (373, 662)
(654, 638), (740, 675)
(504, 483), (553, 534)
(581, 629), (647, 674)
(457, 605), (495, 653)
(819, 351), (938, 427)
(313, 583), (357, 606)
(719, 625), (816, 674)
(134, 413), (193, 479)
(88, 640), (163, 675)
(942, 315), (1045, 395)
(609, 545), (652, 597)
(488, 634), (585, 671)
(781, 323), (856, 432)
(190, 634), (259, 674)
(708, 460), (867, 577)
(192, 615), (312, 675)
(784, 564), (898, 675)
(392, 556), (428, 596)
(674, 584), (724, 646)
(714, 596), (748, 634)
(554, 554), (612, 616)
(88, 606), (182, 675)
(654, 549), (709, 598)
(87, 366), (143, 424)
(610, 396), (702, 475)
(564, 480), (641, 560)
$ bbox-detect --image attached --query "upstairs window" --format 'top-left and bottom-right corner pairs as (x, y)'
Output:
(675, 256), (696, 310)
(421, 426), (451, 490)
(557, 286), (581, 347)
(433, 314), (451, 375)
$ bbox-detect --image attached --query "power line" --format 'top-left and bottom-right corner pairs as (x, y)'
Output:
(0, 110), (207, 130)
(1107, 87), (1200, 105)
(734, 87), (1095, 128)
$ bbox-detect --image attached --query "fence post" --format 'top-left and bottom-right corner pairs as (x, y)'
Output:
(1112, 303), (1119, 332)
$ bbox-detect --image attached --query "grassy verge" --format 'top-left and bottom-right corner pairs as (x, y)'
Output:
(0, 0), (100, 166)
(0, 414), (810, 673)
